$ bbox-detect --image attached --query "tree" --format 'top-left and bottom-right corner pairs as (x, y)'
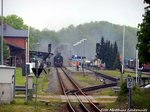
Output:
(100, 36), (105, 63)
(113, 41), (121, 69)
(137, 1), (150, 63)
(0, 16), (9, 61)
(0, 41), (9, 60)
(5, 15), (28, 30)
(104, 40), (111, 69)
(5, 15), (38, 50)
(96, 37), (120, 69)
(144, 0), (150, 4)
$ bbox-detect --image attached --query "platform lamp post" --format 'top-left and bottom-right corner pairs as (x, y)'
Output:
(73, 38), (87, 74)
(1, 0), (4, 65)
(81, 38), (87, 76)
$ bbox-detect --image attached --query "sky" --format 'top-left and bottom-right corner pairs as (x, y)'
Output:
(2, 0), (146, 31)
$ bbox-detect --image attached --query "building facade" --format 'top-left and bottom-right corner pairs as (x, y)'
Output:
(0, 24), (29, 66)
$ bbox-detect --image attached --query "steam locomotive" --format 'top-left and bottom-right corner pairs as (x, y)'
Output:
(53, 53), (63, 67)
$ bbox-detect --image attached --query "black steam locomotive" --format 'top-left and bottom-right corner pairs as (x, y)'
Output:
(53, 53), (63, 67)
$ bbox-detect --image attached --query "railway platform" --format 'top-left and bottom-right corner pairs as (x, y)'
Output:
(66, 66), (92, 73)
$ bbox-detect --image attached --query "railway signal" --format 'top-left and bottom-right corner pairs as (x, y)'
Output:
(48, 44), (51, 53)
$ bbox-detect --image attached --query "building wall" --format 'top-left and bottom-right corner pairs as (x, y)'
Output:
(4, 37), (26, 49)
(4, 37), (29, 66)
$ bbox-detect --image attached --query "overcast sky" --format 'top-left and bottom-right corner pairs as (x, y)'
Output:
(2, 0), (146, 31)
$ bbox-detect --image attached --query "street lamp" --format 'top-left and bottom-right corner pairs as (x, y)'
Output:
(73, 38), (87, 73)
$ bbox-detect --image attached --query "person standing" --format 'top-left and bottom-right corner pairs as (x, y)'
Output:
(76, 61), (80, 71)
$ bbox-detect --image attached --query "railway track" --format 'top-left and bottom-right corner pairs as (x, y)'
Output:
(85, 67), (119, 82)
(56, 68), (76, 112)
(56, 67), (102, 112)
(64, 67), (118, 93)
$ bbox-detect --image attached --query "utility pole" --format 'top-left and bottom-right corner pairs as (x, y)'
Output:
(136, 49), (139, 84)
(1, 0), (4, 65)
(121, 26), (125, 83)
(25, 27), (30, 103)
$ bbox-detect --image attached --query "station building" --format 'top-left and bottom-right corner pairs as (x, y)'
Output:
(0, 24), (29, 66)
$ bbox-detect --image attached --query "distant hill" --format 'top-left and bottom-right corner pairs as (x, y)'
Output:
(31, 21), (138, 60)
(56, 21), (138, 59)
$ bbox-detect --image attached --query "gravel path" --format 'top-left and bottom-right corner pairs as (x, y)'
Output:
(57, 68), (76, 91)
(46, 67), (61, 94)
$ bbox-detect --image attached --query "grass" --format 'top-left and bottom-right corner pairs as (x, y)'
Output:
(72, 72), (103, 87)
(99, 69), (135, 78)
(0, 98), (66, 112)
(3, 67), (149, 111)
(33, 70), (49, 94)
(98, 69), (148, 79)
(15, 67), (49, 94)
(72, 72), (117, 96)
(0, 68), (65, 112)
(15, 68), (26, 86)
(104, 86), (150, 111)
(94, 88), (117, 96)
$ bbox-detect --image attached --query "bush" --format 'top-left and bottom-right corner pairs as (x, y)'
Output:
(132, 86), (143, 96)
(117, 82), (128, 102)
(119, 81), (128, 95)
(132, 88), (150, 110)
(132, 94), (143, 108)
(116, 83), (150, 111)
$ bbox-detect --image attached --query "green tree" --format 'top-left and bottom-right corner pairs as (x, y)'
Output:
(1, 15), (31, 63)
(144, 0), (150, 4)
(0, 40), (9, 60)
(5, 15), (28, 29)
(137, 0), (150, 63)
(100, 36), (105, 63)
(96, 37), (120, 69)
(5, 15), (37, 50)
(0, 16), (9, 61)
(113, 41), (121, 69)
(3, 41), (9, 59)
(104, 40), (111, 69)
(29, 27), (40, 50)
(0, 16), (6, 24)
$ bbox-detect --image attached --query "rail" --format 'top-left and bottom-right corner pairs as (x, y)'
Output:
(56, 68), (75, 112)
(61, 67), (102, 112)
(69, 83), (117, 93)
(85, 67), (119, 82)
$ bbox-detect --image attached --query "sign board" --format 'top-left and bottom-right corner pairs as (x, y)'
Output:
(127, 76), (133, 88)
(32, 68), (43, 78)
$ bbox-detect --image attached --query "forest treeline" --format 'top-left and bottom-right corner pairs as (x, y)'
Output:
(1, 15), (138, 59)
(96, 37), (121, 69)
(30, 21), (138, 59)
